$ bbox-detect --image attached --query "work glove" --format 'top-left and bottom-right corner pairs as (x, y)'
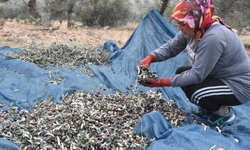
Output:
(138, 54), (155, 68)
(141, 77), (170, 87)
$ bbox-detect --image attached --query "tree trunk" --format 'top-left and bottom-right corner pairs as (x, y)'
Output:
(67, 3), (74, 28)
(28, 0), (39, 18)
(159, 0), (169, 16)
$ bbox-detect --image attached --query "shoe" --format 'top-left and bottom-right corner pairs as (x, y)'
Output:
(207, 107), (236, 127)
(193, 108), (211, 119)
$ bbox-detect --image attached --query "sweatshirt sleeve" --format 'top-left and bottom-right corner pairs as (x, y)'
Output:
(151, 31), (188, 62)
(170, 32), (226, 87)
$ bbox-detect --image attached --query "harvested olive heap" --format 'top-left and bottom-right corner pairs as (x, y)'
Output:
(4, 43), (111, 77)
(0, 91), (186, 149)
(0, 43), (186, 149)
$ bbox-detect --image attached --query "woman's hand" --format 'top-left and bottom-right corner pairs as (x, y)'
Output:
(141, 77), (170, 87)
(138, 54), (155, 68)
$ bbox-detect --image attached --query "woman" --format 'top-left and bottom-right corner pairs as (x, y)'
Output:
(138, 0), (250, 127)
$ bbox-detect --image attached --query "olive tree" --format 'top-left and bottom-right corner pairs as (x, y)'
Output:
(213, 0), (250, 34)
(0, 0), (29, 19)
(78, 0), (131, 27)
(27, 0), (40, 18)
(36, 0), (84, 27)
(159, 0), (170, 16)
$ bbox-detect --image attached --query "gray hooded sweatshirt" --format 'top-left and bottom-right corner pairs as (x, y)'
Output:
(151, 24), (250, 104)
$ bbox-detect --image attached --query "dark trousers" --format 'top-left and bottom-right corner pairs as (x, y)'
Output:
(176, 66), (241, 111)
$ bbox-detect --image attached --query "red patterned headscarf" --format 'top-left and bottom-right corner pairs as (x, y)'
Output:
(170, 0), (213, 41)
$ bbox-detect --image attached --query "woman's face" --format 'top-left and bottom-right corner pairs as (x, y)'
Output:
(177, 21), (195, 38)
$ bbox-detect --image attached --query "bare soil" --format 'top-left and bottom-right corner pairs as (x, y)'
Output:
(1, 20), (250, 58)
(239, 35), (250, 57)
(0, 21), (136, 49)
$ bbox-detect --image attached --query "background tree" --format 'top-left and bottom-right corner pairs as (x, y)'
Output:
(0, 0), (29, 20)
(153, 0), (176, 23)
(78, 0), (131, 27)
(213, 0), (250, 34)
(159, 0), (170, 16)
(27, 0), (39, 19)
(1, 0), (248, 33)
(37, 0), (82, 27)
(66, 1), (78, 27)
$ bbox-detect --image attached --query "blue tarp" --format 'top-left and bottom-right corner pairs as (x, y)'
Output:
(0, 9), (250, 150)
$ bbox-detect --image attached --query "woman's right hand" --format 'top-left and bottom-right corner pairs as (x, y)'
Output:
(138, 54), (155, 68)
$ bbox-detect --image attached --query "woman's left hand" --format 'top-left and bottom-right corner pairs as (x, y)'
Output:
(141, 77), (170, 87)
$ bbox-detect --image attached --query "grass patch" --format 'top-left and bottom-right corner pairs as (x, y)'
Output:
(239, 35), (250, 58)
(240, 35), (250, 45)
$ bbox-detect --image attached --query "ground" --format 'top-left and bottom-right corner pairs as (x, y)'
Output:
(0, 21), (136, 49)
(239, 35), (250, 57)
(0, 20), (250, 57)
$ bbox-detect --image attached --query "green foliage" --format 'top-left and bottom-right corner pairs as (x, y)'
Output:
(0, 1), (29, 19)
(78, 0), (131, 27)
(163, 3), (175, 21)
(155, 1), (161, 10)
(213, 0), (250, 34)
(41, 0), (69, 20)
(223, 13), (239, 30)
(154, 0), (175, 22)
